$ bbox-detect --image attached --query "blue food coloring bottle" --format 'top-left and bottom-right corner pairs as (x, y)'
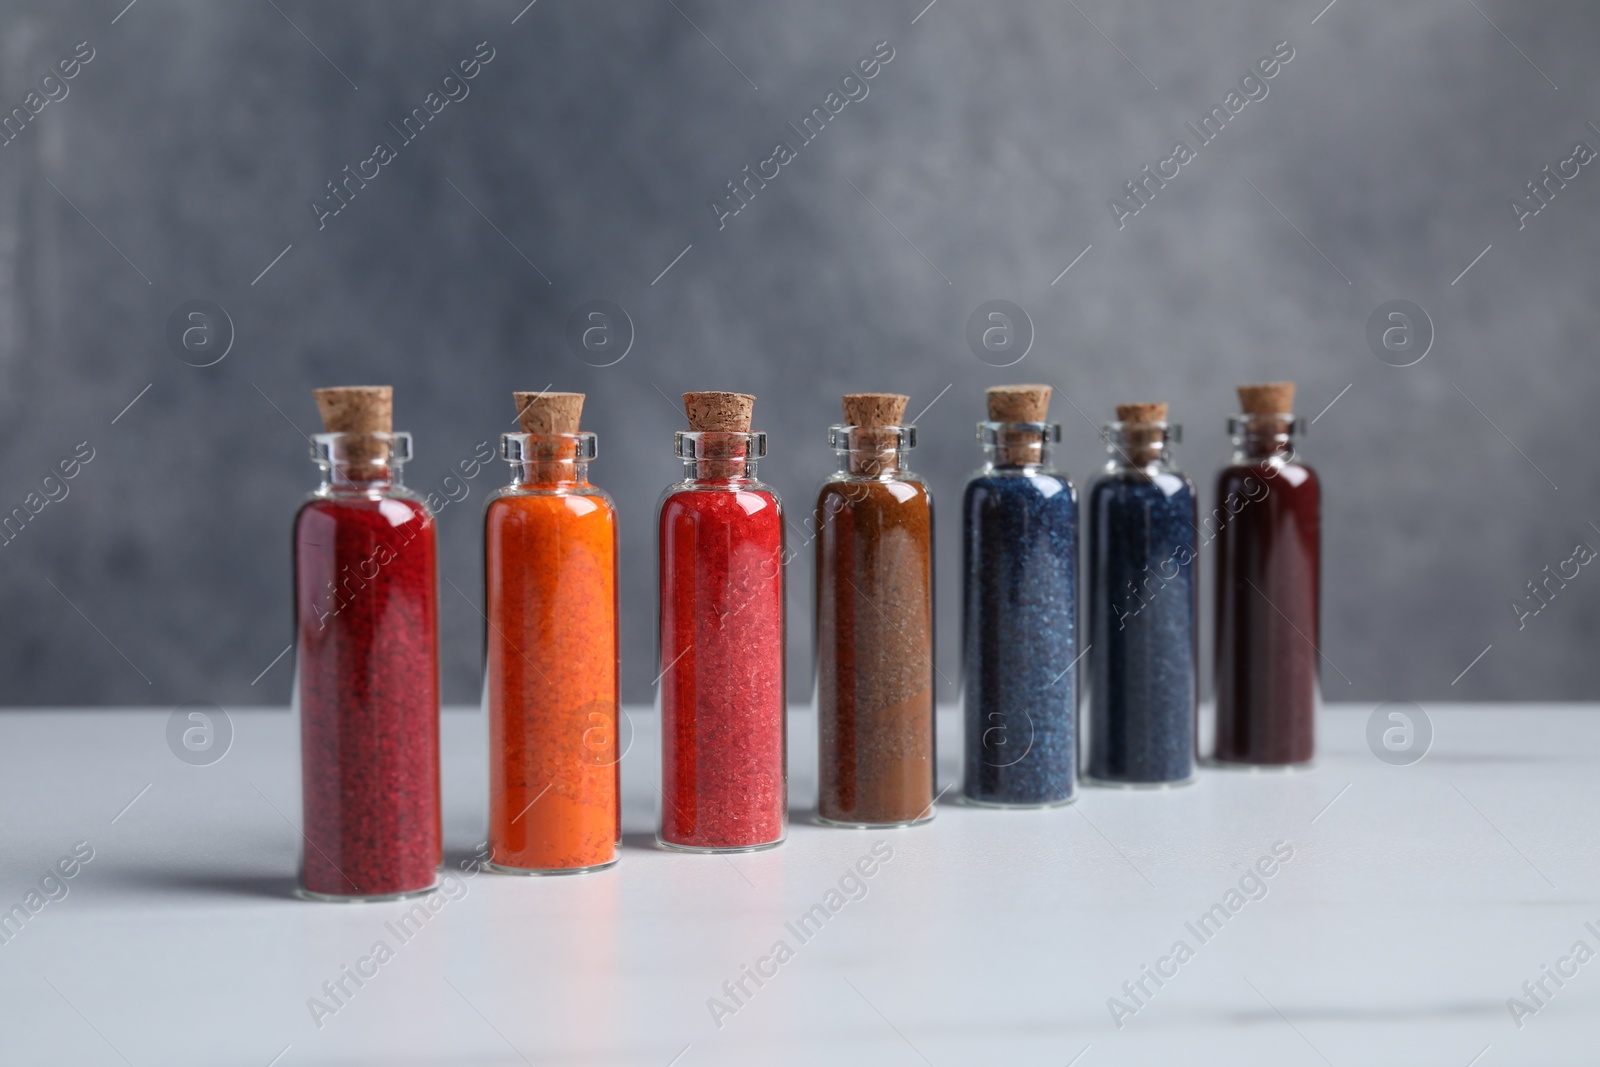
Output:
(960, 385), (1077, 807)
(1085, 403), (1197, 787)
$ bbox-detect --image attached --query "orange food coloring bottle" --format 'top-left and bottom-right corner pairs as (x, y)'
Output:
(485, 391), (620, 873)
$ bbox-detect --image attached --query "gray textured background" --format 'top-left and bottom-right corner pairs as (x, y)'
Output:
(0, 0), (1594, 708)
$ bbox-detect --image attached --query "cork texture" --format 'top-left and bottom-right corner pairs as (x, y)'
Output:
(841, 393), (908, 427)
(683, 391), (754, 432)
(986, 384), (1052, 423)
(515, 391), (584, 434)
(1237, 381), (1295, 415)
(1115, 402), (1168, 424)
(314, 386), (392, 433)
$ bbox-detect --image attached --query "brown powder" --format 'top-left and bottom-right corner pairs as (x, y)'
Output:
(815, 478), (935, 825)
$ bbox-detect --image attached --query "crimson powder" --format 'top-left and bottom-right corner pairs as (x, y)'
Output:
(294, 387), (442, 900)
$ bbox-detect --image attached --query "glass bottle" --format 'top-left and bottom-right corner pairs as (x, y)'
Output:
(485, 393), (620, 874)
(816, 400), (935, 827)
(294, 427), (442, 901)
(961, 407), (1077, 806)
(657, 394), (786, 851)
(1085, 406), (1198, 787)
(1213, 386), (1320, 766)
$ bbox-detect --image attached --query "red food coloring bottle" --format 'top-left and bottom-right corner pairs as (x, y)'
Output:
(657, 392), (787, 852)
(294, 386), (442, 900)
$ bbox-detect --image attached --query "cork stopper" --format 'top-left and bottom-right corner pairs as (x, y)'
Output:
(512, 391), (585, 473)
(840, 393), (908, 475)
(986, 384), (1051, 423)
(1115, 402), (1168, 424)
(515, 391), (584, 434)
(1114, 401), (1169, 466)
(841, 393), (908, 427)
(683, 391), (753, 433)
(1236, 381), (1296, 453)
(315, 386), (392, 434)
(683, 391), (754, 479)
(313, 386), (393, 479)
(987, 385), (1052, 466)
(1237, 382), (1295, 415)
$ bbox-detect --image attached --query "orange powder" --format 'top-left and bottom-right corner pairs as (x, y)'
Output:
(486, 443), (620, 872)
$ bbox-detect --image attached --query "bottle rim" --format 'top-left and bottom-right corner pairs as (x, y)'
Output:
(310, 431), (413, 464)
(827, 424), (916, 451)
(1227, 414), (1306, 435)
(674, 430), (767, 460)
(502, 431), (598, 462)
(976, 421), (1061, 446)
(1101, 421), (1181, 444)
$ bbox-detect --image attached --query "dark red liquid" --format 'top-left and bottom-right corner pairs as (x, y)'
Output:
(1212, 458), (1320, 765)
(295, 495), (441, 896)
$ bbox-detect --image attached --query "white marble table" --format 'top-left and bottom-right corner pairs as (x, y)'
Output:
(0, 704), (1594, 1066)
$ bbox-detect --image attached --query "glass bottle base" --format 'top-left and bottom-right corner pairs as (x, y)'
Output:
(815, 809), (937, 829)
(1082, 773), (1198, 790)
(957, 791), (1077, 810)
(656, 835), (785, 854)
(297, 876), (440, 904)
(485, 856), (619, 876)
(1205, 756), (1316, 772)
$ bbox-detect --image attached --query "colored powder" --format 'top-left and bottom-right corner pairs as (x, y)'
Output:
(816, 479), (935, 825)
(486, 485), (620, 871)
(295, 496), (441, 897)
(658, 488), (786, 849)
(1086, 472), (1197, 784)
(1213, 460), (1320, 764)
(961, 471), (1077, 805)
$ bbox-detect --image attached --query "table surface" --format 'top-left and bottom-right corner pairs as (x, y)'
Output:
(0, 704), (1595, 1066)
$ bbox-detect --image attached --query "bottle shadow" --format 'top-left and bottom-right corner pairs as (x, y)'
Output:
(101, 866), (299, 901)
(619, 830), (659, 852)
(444, 843), (490, 872)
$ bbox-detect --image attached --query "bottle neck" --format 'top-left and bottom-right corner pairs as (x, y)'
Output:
(837, 443), (907, 477)
(682, 456), (759, 483)
(1103, 422), (1177, 471)
(313, 431), (410, 494)
(675, 430), (766, 485)
(978, 420), (1060, 471)
(831, 424), (914, 477)
(321, 464), (403, 493)
(982, 438), (1051, 471)
(513, 458), (591, 488)
(503, 431), (597, 489)
(1230, 414), (1301, 464)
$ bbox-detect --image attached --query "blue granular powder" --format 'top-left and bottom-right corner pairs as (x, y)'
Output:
(1086, 470), (1197, 784)
(961, 471), (1077, 805)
